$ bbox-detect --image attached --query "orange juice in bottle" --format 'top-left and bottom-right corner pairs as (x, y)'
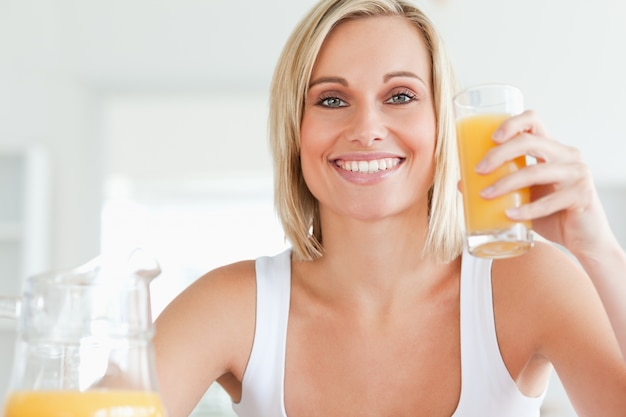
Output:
(4, 390), (166, 417)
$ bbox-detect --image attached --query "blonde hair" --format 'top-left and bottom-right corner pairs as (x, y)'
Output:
(269, 0), (463, 263)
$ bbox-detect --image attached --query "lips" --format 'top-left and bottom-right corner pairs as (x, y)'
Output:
(334, 157), (403, 174)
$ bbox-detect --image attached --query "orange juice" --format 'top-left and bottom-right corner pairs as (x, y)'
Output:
(4, 390), (165, 417)
(456, 113), (531, 237)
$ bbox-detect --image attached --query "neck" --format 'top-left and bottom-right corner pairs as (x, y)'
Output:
(313, 207), (438, 293)
(292, 209), (460, 320)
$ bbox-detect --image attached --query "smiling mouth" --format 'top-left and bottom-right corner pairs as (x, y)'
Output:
(334, 157), (403, 174)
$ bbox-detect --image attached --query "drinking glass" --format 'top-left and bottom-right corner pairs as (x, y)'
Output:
(454, 84), (533, 258)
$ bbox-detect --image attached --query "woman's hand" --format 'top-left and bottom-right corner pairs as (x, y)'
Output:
(475, 110), (618, 260)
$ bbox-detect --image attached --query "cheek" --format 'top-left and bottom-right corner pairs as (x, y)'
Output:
(299, 113), (331, 171)
(299, 145), (327, 198)
(298, 121), (321, 191)
(423, 133), (437, 180)
(407, 116), (437, 181)
(417, 108), (437, 151)
(405, 113), (436, 154)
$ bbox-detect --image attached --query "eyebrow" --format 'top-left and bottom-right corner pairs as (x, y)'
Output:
(308, 76), (348, 89)
(308, 71), (427, 90)
(384, 71), (427, 86)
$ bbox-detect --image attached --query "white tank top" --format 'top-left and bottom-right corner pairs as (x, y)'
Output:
(232, 249), (547, 416)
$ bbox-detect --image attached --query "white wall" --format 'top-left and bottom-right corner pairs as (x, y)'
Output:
(1, 0), (624, 269)
(428, 0), (626, 184)
(0, 1), (103, 269)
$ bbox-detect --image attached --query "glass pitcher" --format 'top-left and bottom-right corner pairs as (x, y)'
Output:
(0, 249), (166, 417)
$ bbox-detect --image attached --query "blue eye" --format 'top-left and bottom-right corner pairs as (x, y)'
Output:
(318, 96), (348, 108)
(386, 91), (416, 104)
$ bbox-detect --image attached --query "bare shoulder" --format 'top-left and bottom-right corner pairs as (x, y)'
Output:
(187, 259), (258, 303)
(492, 239), (588, 307)
(492, 240), (626, 414)
(153, 259), (257, 416)
(154, 259), (257, 352)
(490, 241), (586, 376)
(491, 239), (603, 341)
(156, 259), (257, 328)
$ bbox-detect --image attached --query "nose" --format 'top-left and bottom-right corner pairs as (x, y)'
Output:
(346, 102), (386, 147)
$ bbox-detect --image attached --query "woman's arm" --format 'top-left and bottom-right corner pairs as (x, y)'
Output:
(477, 110), (626, 415)
(495, 241), (626, 417)
(567, 225), (626, 359)
(478, 110), (626, 357)
(153, 260), (257, 417)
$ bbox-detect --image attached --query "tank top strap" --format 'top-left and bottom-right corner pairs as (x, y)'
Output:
(232, 249), (291, 417)
(453, 251), (546, 416)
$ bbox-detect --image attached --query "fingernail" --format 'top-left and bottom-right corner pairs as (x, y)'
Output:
(480, 186), (495, 198)
(505, 207), (520, 218)
(492, 129), (504, 142)
(475, 160), (488, 174)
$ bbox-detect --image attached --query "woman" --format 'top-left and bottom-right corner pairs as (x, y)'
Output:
(154, 1), (626, 416)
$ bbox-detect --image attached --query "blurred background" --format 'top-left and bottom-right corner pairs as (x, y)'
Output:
(0, 0), (625, 416)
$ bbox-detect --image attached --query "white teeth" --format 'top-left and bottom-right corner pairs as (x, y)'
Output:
(336, 158), (401, 173)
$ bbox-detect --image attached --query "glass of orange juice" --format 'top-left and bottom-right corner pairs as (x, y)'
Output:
(453, 84), (533, 258)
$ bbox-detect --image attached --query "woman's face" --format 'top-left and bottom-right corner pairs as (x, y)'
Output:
(300, 15), (437, 222)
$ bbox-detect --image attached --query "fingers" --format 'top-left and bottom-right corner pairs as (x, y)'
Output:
(481, 161), (593, 218)
(492, 109), (548, 143)
(477, 128), (582, 176)
(476, 108), (583, 175)
(475, 110), (595, 220)
(480, 159), (588, 198)
(505, 176), (593, 221)
(505, 194), (574, 222)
